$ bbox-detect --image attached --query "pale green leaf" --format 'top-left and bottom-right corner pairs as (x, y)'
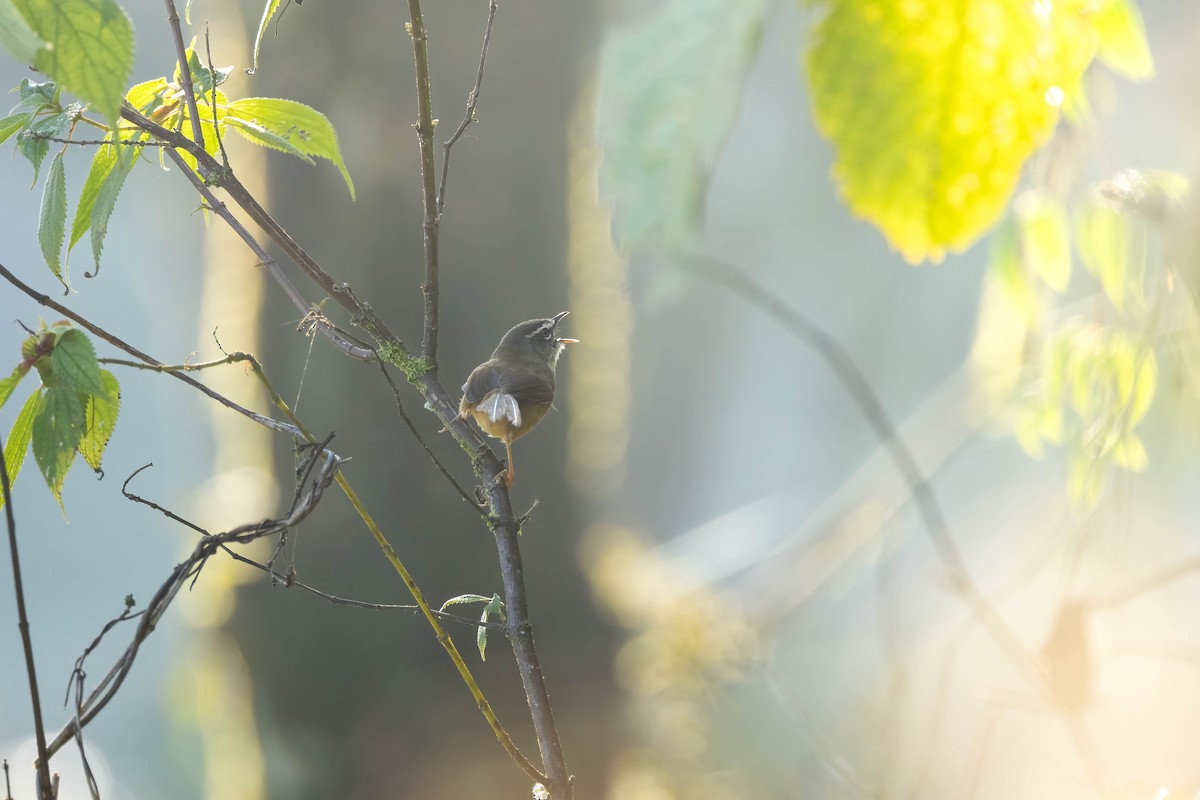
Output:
(808, 0), (1098, 263)
(1094, 0), (1154, 80)
(31, 385), (82, 507)
(12, 0), (134, 124)
(1111, 432), (1148, 471)
(0, 389), (42, 508)
(251, 0), (283, 74)
(79, 368), (119, 471)
(125, 77), (169, 116)
(1015, 191), (1071, 293)
(224, 97), (354, 199)
(0, 110), (33, 145)
(1077, 203), (1130, 310)
(223, 116), (314, 165)
(91, 145), (136, 272)
(0, 365), (25, 410)
(597, 0), (770, 251)
(0, 0), (42, 63)
(439, 593), (492, 611)
(68, 142), (117, 253)
(50, 329), (103, 396)
(38, 150), (67, 286)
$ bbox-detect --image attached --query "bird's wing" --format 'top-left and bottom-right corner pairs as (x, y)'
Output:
(463, 360), (555, 408)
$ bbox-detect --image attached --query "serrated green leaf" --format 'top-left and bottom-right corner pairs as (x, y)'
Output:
(38, 150), (67, 286)
(0, 0), (42, 64)
(0, 110), (33, 145)
(225, 97), (355, 199)
(0, 389), (42, 508)
(68, 141), (117, 253)
(16, 129), (48, 185)
(125, 77), (169, 115)
(439, 593), (492, 611)
(251, 0), (284, 74)
(1077, 203), (1130, 310)
(223, 116), (314, 165)
(79, 368), (118, 471)
(808, 0), (1099, 263)
(0, 365), (25, 410)
(1015, 191), (1071, 293)
(597, 0), (770, 251)
(12, 0), (134, 124)
(1094, 0), (1154, 80)
(31, 384), (82, 508)
(50, 329), (103, 395)
(18, 77), (55, 105)
(91, 144), (136, 272)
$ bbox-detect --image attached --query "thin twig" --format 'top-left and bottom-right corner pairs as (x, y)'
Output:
(376, 360), (481, 511)
(26, 134), (167, 147)
(203, 25), (230, 168)
(436, 0), (498, 216)
(162, 0), (206, 151)
(406, 0), (441, 365)
(3, 759), (11, 800)
(1, 443), (55, 800)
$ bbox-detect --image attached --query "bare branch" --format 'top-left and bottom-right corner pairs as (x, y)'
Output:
(162, 0), (206, 151)
(406, 0), (442, 365)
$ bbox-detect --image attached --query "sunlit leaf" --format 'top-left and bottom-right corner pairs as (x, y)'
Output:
(251, 0), (284, 74)
(91, 144), (136, 271)
(1014, 190), (1071, 293)
(597, 0), (771, 251)
(79, 368), (119, 471)
(0, 0), (42, 64)
(68, 142), (117, 254)
(50, 329), (104, 396)
(0, 365), (25, 411)
(1111, 431), (1147, 471)
(808, 0), (1099, 263)
(1077, 203), (1130, 310)
(0, 389), (42, 507)
(224, 97), (355, 199)
(37, 150), (67, 286)
(1094, 0), (1154, 80)
(0, 110), (33, 145)
(11, 0), (134, 124)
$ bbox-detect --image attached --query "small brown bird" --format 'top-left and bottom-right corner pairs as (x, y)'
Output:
(459, 311), (578, 486)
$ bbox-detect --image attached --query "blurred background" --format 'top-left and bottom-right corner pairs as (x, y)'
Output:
(2, 1), (1200, 799)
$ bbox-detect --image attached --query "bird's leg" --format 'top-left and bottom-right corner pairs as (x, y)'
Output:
(504, 439), (516, 487)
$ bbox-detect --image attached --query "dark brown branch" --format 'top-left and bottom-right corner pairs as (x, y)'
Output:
(1, 441), (55, 800)
(436, 0), (498, 216)
(406, 0), (441, 365)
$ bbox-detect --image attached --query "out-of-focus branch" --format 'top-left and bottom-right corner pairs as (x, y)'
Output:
(162, 0), (206, 151)
(406, 0), (441, 365)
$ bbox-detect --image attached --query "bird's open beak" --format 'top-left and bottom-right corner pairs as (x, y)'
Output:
(557, 338), (580, 345)
(552, 311), (577, 343)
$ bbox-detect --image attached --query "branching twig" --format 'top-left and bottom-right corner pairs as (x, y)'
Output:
(692, 254), (1044, 683)
(1, 439), (55, 800)
(406, 0), (442, 365)
(436, 0), (498, 215)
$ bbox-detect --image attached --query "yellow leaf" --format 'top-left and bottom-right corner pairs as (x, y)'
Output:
(1094, 0), (1155, 80)
(808, 0), (1099, 263)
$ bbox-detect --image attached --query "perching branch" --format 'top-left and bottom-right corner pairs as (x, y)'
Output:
(1, 443), (56, 800)
(162, 0), (206, 151)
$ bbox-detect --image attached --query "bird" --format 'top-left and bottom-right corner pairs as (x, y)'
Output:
(459, 311), (578, 487)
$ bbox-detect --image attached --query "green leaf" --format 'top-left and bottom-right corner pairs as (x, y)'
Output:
(38, 150), (67, 286)
(0, 0), (42, 63)
(1077, 203), (1130, 310)
(91, 144), (136, 272)
(1111, 432), (1147, 471)
(0, 389), (42, 508)
(0, 110), (33, 145)
(1014, 191), (1071, 293)
(1094, 0), (1154, 80)
(125, 77), (169, 115)
(17, 77), (56, 105)
(224, 97), (355, 199)
(79, 368), (119, 471)
(439, 593), (492, 611)
(251, 0), (283, 74)
(223, 116), (314, 165)
(12, 0), (134, 124)
(477, 593), (506, 662)
(0, 365), (25, 411)
(50, 329), (103, 395)
(597, 0), (770, 251)
(31, 385), (82, 508)
(68, 141), (117, 253)
(808, 0), (1098, 263)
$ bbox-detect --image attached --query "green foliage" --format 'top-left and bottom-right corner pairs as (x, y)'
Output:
(37, 150), (67, 286)
(10, 0), (134, 124)
(252, 0), (284, 74)
(807, 0), (1128, 263)
(0, 0), (40, 64)
(69, 141), (118, 253)
(1094, 0), (1155, 80)
(597, 0), (771, 251)
(1, 324), (121, 510)
(441, 593), (506, 661)
(225, 98), (355, 199)
(89, 144), (136, 271)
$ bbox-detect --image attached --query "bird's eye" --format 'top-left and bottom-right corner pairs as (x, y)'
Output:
(528, 321), (555, 340)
